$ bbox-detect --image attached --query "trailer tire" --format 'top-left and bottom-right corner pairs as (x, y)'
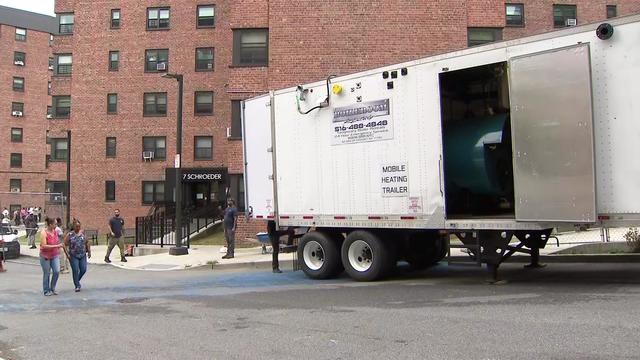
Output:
(342, 230), (393, 281)
(298, 231), (342, 280)
(406, 233), (447, 270)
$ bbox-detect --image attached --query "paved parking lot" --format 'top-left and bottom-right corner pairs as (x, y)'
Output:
(1, 259), (640, 359)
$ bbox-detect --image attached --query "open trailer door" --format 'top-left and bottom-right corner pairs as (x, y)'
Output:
(242, 94), (275, 219)
(508, 44), (596, 222)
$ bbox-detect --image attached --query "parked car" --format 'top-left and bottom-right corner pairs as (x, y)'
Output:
(0, 225), (20, 259)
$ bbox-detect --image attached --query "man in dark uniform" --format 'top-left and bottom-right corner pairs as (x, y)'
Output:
(105, 209), (126, 263)
(222, 199), (238, 259)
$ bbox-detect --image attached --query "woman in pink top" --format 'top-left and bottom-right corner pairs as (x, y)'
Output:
(39, 217), (63, 296)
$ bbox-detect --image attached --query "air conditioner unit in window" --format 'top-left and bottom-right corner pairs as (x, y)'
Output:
(46, 114), (53, 119)
(12, 111), (23, 117)
(10, 188), (20, 193)
(226, 127), (231, 139)
(566, 18), (577, 26)
(142, 151), (154, 161)
(48, 65), (54, 70)
(14, 60), (24, 66)
(156, 62), (167, 71)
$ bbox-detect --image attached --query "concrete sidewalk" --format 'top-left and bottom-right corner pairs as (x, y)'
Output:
(19, 243), (292, 271)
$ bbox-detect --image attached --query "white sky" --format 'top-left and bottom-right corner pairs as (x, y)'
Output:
(0, 0), (54, 16)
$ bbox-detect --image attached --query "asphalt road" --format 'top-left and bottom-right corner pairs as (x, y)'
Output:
(1, 258), (640, 360)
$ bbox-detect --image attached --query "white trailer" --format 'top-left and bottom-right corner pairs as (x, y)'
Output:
(242, 15), (640, 281)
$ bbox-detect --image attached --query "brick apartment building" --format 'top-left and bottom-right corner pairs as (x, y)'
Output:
(44, 0), (639, 239)
(0, 7), (60, 220)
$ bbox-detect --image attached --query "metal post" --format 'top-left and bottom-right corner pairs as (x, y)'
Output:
(168, 74), (187, 255)
(66, 130), (71, 226)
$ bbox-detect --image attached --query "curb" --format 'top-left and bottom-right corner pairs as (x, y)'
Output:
(15, 252), (293, 272)
(211, 259), (294, 271)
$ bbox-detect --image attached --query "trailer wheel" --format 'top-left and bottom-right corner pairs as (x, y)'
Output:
(298, 232), (342, 279)
(342, 230), (393, 281)
(406, 233), (448, 270)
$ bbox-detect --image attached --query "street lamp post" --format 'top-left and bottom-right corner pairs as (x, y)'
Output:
(162, 73), (188, 256)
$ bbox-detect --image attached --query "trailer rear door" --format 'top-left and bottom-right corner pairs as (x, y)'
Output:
(508, 44), (596, 222)
(242, 94), (275, 219)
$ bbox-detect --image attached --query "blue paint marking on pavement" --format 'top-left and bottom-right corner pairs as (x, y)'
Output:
(0, 269), (318, 314)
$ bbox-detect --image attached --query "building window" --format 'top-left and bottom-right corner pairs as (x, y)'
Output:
(47, 106), (52, 117)
(197, 5), (215, 27)
(142, 136), (166, 160)
(111, 9), (121, 28)
(12, 102), (24, 114)
(13, 77), (24, 92)
(55, 54), (72, 75)
(233, 29), (269, 66)
(554, 4), (577, 27)
(144, 93), (167, 116)
(195, 48), (214, 71)
(467, 28), (503, 47)
(105, 181), (116, 202)
(15, 28), (26, 41)
(231, 100), (243, 139)
(10, 153), (22, 168)
(194, 91), (213, 115)
(46, 181), (68, 202)
(109, 51), (119, 71)
(49, 57), (54, 70)
(506, 4), (524, 27)
(9, 179), (21, 192)
(59, 13), (74, 34)
(51, 138), (69, 161)
(10, 128), (23, 143)
(145, 49), (169, 72)
(14, 52), (25, 65)
(142, 181), (165, 204)
(147, 7), (170, 30)
(53, 96), (71, 118)
(607, 5), (617, 18)
(194, 136), (213, 160)
(107, 93), (118, 114)
(106, 137), (117, 157)
(228, 174), (245, 212)
(48, 81), (51, 95)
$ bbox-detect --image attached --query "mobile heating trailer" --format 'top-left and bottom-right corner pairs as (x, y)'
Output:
(242, 15), (640, 281)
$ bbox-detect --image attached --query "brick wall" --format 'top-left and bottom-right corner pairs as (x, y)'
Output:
(50, 0), (640, 235)
(0, 23), (53, 212)
(504, 1), (640, 39)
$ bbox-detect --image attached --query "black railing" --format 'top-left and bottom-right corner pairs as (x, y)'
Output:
(135, 203), (222, 247)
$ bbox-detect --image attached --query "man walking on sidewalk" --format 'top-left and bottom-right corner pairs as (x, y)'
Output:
(105, 209), (127, 263)
(24, 210), (38, 249)
(222, 199), (238, 259)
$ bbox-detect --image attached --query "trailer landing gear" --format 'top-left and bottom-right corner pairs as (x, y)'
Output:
(452, 229), (552, 283)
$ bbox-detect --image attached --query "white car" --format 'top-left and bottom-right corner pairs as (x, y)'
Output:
(0, 225), (20, 259)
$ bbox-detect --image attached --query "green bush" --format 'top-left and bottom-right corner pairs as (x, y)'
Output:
(623, 228), (640, 253)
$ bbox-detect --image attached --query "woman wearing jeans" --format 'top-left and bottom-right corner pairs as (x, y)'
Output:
(64, 220), (90, 292)
(39, 218), (62, 296)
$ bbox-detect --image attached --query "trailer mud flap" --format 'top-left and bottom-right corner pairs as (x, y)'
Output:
(508, 44), (596, 223)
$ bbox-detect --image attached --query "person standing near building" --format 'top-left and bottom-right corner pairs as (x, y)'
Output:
(2, 208), (8, 219)
(65, 220), (90, 292)
(105, 209), (126, 263)
(24, 210), (38, 249)
(39, 218), (62, 296)
(222, 199), (238, 259)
